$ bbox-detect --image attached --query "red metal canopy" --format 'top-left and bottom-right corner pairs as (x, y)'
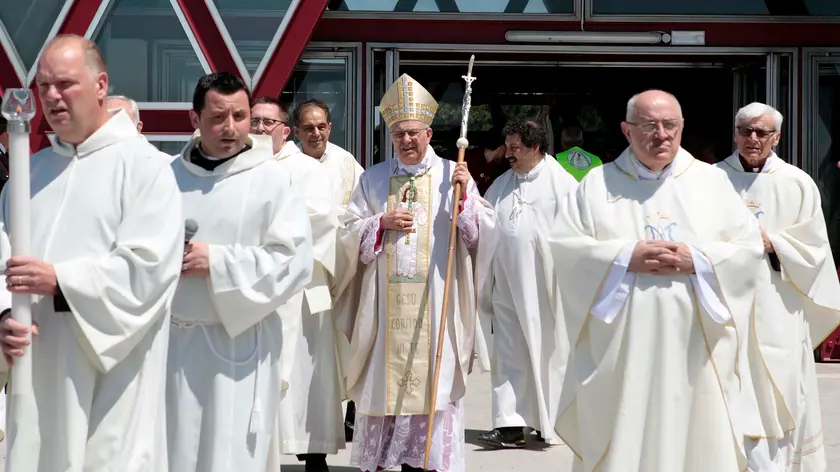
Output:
(0, 0), (329, 151)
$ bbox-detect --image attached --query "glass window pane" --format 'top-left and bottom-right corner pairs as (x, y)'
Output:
(815, 63), (840, 266)
(592, 0), (770, 15)
(280, 57), (350, 152)
(805, 0), (840, 15)
(147, 139), (189, 156)
(94, 0), (206, 102)
(329, 0), (574, 14)
(0, 0), (67, 72)
(593, 0), (840, 15)
(211, 0), (294, 75)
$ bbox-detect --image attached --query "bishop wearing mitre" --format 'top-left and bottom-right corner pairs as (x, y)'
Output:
(548, 90), (765, 472)
(334, 74), (494, 472)
(718, 102), (840, 471)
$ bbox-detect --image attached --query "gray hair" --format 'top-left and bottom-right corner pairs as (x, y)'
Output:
(106, 95), (140, 122)
(560, 126), (584, 147)
(626, 90), (683, 122)
(735, 102), (783, 130)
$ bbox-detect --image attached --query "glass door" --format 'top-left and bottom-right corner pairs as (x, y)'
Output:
(367, 47), (399, 166)
(280, 46), (361, 160)
(804, 51), (840, 266)
(731, 52), (796, 163)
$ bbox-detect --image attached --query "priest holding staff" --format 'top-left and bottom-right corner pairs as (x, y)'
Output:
(0, 34), (183, 471)
(335, 72), (493, 472)
(718, 102), (840, 471)
(475, 119), (577, 449)
(548, 89), (765, 472)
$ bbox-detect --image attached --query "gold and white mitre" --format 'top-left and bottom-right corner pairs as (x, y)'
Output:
(379, 73), (439, 128)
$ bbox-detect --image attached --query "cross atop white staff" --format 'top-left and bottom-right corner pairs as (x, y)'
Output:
(424, 55), (476, 471)
(2, 88), (40, 472)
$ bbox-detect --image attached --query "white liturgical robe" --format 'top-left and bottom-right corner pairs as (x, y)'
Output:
(549, 148), (764, 472)
(335, 148), (494, 472)
(475, 155), (577, 443)
(0, 110), (183, 472)
(317, 142), (363, 210)
(719, 151), (840, 471)
(167, 136), (314, 471)
(264, 141), (345, 463)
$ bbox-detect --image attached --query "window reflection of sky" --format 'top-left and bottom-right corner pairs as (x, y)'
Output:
(336, 0), (566, 13)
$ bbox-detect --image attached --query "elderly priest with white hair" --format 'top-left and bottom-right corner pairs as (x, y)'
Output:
(334, 74), (493, 472)
(718, 102), (840, 472)
(548, 89), (765, 472)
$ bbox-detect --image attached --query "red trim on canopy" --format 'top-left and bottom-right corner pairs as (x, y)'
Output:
(252, 0), (329, 98)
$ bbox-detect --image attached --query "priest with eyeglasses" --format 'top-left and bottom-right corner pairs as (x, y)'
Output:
(548, 89), (765, 472)
(718, 102), (840, 472)
(334, 74), (494, 472)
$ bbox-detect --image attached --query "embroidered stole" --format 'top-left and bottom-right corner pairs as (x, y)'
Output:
(384, 172), (433, 415)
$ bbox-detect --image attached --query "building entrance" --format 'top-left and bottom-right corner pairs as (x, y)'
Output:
(367, 47), (795, 172)
(399, 61), (739, 166)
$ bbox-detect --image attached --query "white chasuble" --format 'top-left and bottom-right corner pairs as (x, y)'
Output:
(548, 148), (764, 472)
(167, 136), (314, 472)
(334, 148), (494, 472)
(264, 142), (346, 461)
(474, 155), (577, 443)
(0, 110), (183, 472)
(719, 151), (840, 471)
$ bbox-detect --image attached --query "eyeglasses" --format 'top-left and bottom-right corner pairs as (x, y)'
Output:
(390, 128), (428, 140)
(626, 119), (682, 135)
(736, 126), (776, 139)
(250, 117), (286, 129)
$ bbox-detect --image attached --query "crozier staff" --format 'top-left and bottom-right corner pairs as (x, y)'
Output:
(334, 72), (494, 472)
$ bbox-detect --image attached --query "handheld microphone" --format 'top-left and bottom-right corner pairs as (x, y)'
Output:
(184, 218), (199, 243)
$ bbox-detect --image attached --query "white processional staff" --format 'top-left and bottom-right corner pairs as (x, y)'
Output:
(423, 55), (476, 472)
(2, 88), (39, 472)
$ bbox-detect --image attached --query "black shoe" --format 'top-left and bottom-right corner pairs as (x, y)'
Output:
(534, 430), (545, 443)
(300, 454), (329, 472)
(476, 428), (526, 449)
(401, 465), (424, 472)
(345, 401), (356, 442)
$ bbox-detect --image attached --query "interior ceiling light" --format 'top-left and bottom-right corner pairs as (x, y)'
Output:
(505, 31), (672, 45)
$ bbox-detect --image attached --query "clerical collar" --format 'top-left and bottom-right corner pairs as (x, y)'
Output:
(630, 153), (673, 180)
(396, 149), (432, 175)
(738, 153), (772, 173)
(515, 155), (547, 180)
(190, 143), (251, 171)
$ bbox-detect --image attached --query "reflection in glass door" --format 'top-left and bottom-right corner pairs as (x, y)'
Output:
(731, 52), (796, 163)
(805, 52), (840, 265)
(279, 46), (361, 160)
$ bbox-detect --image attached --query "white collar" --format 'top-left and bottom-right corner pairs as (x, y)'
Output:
(0, 143), (5, 153)
(733, 151), (779, 174)
(630, 153), (674, 180)
(515, 154), (547, 181)
(395, 146), (435, 175)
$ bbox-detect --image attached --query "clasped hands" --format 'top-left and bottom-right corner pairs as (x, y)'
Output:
(628, 240), (695, 275)
(381, 162), (471, 233)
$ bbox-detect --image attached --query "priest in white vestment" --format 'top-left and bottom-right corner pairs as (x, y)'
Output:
(281, 98), (360, 471)
(548, 90), (765, 472)
(718, 102), (840, 472)
(0, 35), (183, 472)
(335, 74), (493, 472)
(166, 73), (314, 472)
(475, 119), (577, 449)
(250, 97), (345, 472)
